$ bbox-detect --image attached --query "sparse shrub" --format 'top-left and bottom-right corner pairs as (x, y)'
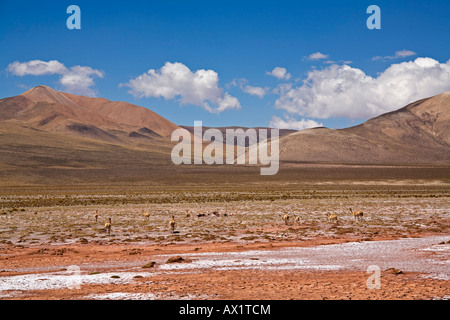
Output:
(166, 256), (184, 263)
(142, 261), (156, 268)
(78, 238), (89, 244)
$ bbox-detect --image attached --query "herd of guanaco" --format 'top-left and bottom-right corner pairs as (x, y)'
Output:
(93, 205), (364, 236)
(285, 208), (364, 225)
(94, 208), (231, 235)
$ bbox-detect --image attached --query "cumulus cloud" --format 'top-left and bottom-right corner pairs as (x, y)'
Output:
(7, 60), (67, 76)
(123, 62), (241, 113)
(372, 50), (417, 61)
(59, 66), (104, 96)
(274, 57), (450, 119)
(307, 52), (329, 61)
(214, 93), (241, 113)
(269, 115), (323, 130)
(241, 85), (267, 98)
(7, 60), (103, 96)
(266, 67), (291, 80)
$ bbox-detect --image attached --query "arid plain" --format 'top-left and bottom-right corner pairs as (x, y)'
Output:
(0, 87), (449, 300)
(1, 165), (449, 300)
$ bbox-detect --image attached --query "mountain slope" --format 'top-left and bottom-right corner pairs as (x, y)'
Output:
(279, 91), (450, 164)
(0, 86), (183, 185)
(0, 85), (180, 144)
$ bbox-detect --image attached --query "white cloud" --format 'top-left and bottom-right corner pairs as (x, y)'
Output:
(372, 50), (417, 61)
(269, 115), (323, 130)
(274, 57), (450, 119)
(229, 78), (267, 98)
(324, 59), (353, 65)
(215, 93), (242, 113)
(266, 67), (291, 80)
(307, 52), (329, 61)
(123, 62), (241, 113)
(7, 60), (67, 76)
(7, 60), (103, 96)
(241, 85), (267, 98)
(396, 50), (416, 58)
(59, 66), (104, 96)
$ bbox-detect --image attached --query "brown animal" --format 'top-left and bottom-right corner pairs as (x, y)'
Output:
(169, 216), (176, 233)
(105, 218), (112, 235)
(294, 215), (300, 224)
(282, 213), (290, 225)
(349, 208), (364, 221)
(142, 210), (150, 220)
(327, 213), (338, 223)
(94, 210), (98, 222)
(185, 210), (190, 218)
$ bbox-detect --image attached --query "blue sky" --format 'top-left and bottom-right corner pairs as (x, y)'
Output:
(1, 0), (449, 129)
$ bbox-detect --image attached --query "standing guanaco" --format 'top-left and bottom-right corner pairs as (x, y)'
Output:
(142, 210), (150, 220)
(169, 216), (176, 233)
(105, 218), (112, 235)
(349, 208), (364, 222)
(282, 213), (290, 225)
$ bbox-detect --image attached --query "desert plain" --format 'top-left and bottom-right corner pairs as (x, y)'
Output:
(0, 164), (449, 300)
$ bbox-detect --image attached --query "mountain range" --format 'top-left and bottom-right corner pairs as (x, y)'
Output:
(0, 85), (449, 185)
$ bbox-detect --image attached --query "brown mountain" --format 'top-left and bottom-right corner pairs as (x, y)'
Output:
(279, 91), (450, 164)
(0, 85), (180, 143)
(0, 86), (184, 185)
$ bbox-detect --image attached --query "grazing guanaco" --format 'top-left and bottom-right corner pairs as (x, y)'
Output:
(169, 216), (176, 233)
(327, 213), (338, 223)
(349, 208), (364, 222)
(185, 210), (190, 218)
(142, 210), (150, 220)
(294, 215), (300, 224)
(105, 218), (112, 235)
(282, 213), (290, 225)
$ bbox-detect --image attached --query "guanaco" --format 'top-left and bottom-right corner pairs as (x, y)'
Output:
(349, 208), (364, 222)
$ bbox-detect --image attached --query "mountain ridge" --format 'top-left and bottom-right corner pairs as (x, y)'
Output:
(0, 85), (180, 143)
(0, 86), (449, 186)
(279, 91), (450, 164)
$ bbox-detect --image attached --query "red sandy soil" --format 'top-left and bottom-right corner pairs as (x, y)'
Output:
(1, 234), (449, 300)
